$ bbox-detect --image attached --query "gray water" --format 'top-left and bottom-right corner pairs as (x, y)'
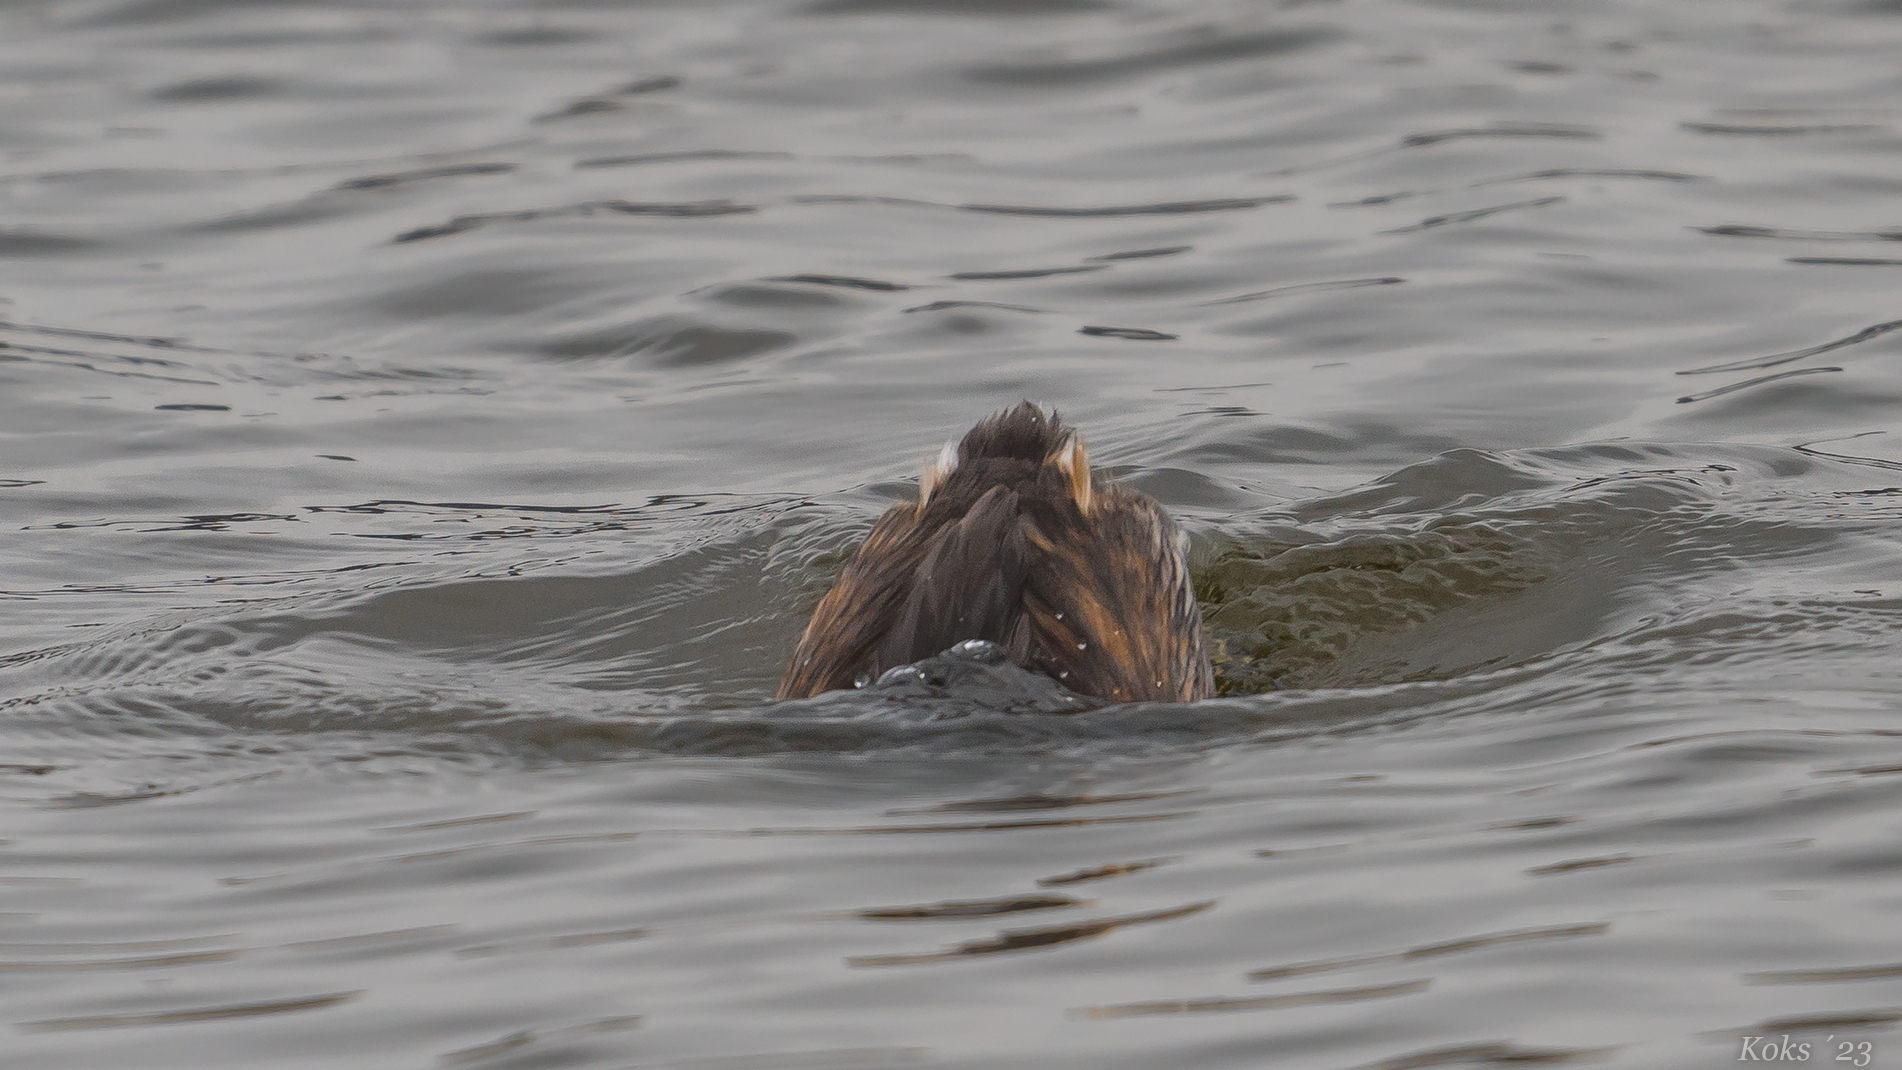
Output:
(5, 0), (1902, 1066)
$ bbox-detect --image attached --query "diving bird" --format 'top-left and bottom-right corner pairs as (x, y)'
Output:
(778, 402), (1213, 704)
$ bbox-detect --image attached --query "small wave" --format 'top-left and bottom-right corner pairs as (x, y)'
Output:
(1382, 196), (1565, 234)
(1788, 257), (1902, 266)
(1677, 367), (1843, 404)
(961, 197), (1289, 217)
(1085, 245), (1193, 262)
(1078, 326), (1177, 341)
(962, 27), (1342, 87)
(1697, 224), (1902, 242)
(1201, 277), (1404, 307)
(947, 264), (1105, 280)
(1681, 121), (1886, 136)
(392, 200), (756, 243)
(764, 274), (911, 291)
(328, 163), (515, 192)
(0, 229), (102, 256)
(1679, 317), (1902, 375)
(576, 149), (791, 170)
(1399, 123), (1601, 147)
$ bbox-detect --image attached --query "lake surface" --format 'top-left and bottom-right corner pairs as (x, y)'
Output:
(5, 0), (1902, 1066)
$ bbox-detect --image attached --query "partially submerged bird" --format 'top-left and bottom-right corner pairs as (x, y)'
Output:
(778, 403), (1213, 704)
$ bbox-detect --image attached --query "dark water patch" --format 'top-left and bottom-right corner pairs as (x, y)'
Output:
(1676, 367), (1843, 404)
(1148, 380), (1270, 393)
(1078, 325), (1177, 341)
(1075, 978), (1429, 1019)
(855, 893), (1086, 920)
(149, 75), (285, 103)
(790, 193), (938, 210)
(962, 27), (1342, 87)
(960, 197), (1288, 217)
(1748, 962), (1902, 984)
(847, 900), (1212, 966)
(576, 149), (793, 170)
(948, 264), (1104, 280)
(1474, 167), (1705, 185)
(1383, 196), (1565, 234)
(1399, 123), (1601, 147)
(74, 0), (328, 27)
(0, 936), (236, 954)
(766, 274), (911, 291)
(1816, 762), (1902, 776)
(375, 811), (534, 833)
(126, 511), (295, 533)
(392, 200), (756, 243)
(1201, 444), (1856, 691)
(1680, 317), (1902, 376)
(525, 78), (684, 122)
(0, 229), (100, 256)
(18, 990), (362, 1033)
(1353, 1042), (1622, 1069)
(1335, 169), (1695, 210)
(1681, 121), (1887, 136)
(703, 282), (853, 310)
(0, 320), (197, 352)
(437, 1016), (643, 1066)
(0, 949), (241, 973)
(1037, 857), (1174, 886)
(535, 98), (629, 122)
(470, 24), (596, 47)
(1087, 245), (1192, 261)
(1523, 853), (1638, 877)
(896, 788), (1195, 813)
(0, 344), (220, 386)
(1201, 276), (1404, 306)
(328, 163), (515, 192)
(618, 75), (682, 95)
(902, 300), (1044, 313)
(1788, 257), (1902, 266)
(809, 0), (1113, 13)
(1246, 922), (1609, 981)
(600, 1047), (926, 1069)
(1792, 435), (1902, 473)
(1487, 816), (1577, 831)
(727, 813), (1185, 835)
(1331, 191), (1426, 207)
(1698, 224), (1902, 242)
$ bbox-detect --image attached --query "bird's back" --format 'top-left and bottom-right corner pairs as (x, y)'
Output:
(777, 404), (1213, 704)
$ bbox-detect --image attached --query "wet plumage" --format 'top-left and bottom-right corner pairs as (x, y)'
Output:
(778, 403), (1214, 704)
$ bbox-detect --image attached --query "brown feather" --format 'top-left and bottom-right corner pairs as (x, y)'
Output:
(777, 403), (1212, 704)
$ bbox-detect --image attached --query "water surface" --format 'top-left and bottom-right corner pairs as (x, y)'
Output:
(5, 0), (1902, 1066)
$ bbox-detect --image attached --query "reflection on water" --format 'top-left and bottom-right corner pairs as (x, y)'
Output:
(5, 0), (1902, 1066)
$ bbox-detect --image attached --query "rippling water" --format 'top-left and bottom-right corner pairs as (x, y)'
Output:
(6, 0), (1902, 1066)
